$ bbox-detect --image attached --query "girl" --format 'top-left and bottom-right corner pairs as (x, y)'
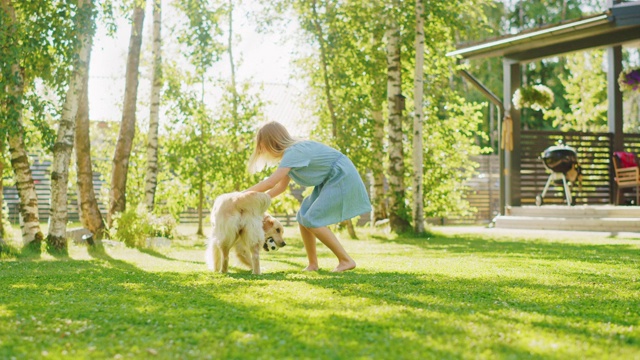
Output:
(246, 121), (371, 272)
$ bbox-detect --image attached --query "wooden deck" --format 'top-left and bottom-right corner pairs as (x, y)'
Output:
(494, 205), (640, 232)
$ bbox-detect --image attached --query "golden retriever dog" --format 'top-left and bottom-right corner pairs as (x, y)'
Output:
(205, 191), (285, 274)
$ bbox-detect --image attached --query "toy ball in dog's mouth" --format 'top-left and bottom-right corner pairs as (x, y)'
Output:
(263, 237), (278, 252)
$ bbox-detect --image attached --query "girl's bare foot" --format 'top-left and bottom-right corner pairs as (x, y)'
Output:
(332, 260), (356, 272)
(303, 265), (319, 271)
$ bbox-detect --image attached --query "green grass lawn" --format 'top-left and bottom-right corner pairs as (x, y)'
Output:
(1, 226), (639, 359)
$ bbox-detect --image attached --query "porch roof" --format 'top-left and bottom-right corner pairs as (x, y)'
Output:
(447, 2), (640, 62)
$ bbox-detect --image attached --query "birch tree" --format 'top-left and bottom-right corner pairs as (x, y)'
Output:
(47, 0), (95, 252)
(109, 1), (146, 226)
(144, 0), (162, 211)
(412, 0), (425, 233)
(75, 44), (105, 240)
(385, 3), (411, 233)
(0, 0), (44, 250)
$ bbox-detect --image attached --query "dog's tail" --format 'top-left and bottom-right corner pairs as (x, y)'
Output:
(205, 237), (216, 271)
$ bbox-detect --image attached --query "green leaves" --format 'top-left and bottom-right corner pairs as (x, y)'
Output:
(173, 0), (226, 76)
(543, 50), (608, 132)
(291, 0), (490, 221)
(0, 0), (97, 151)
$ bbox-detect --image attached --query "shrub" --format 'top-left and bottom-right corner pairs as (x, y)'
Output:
(110, 204), (177, 248)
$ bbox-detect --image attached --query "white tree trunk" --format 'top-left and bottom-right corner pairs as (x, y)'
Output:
(370, 108), (387, 225)
(412, 0), (425, 233)
(386, 11), (411, 233)
(109, 2), (146, 226)
(144, 0), (162, 211)
(2, 0), (44, 249)
(48, 0), (94, 251)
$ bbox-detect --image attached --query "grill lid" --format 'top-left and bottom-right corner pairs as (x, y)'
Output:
(541, 144), (577, 174)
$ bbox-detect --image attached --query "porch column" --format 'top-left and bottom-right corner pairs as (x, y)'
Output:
(607, 45), (623, 205)
(502, 58), (522, 212)
(608, 45), (623, 152)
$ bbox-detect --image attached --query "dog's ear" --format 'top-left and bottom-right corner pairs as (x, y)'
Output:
(263, 215), (274, 231)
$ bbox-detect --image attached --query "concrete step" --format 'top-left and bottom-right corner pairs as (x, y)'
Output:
(508, 205), (640, 219)
(495, 215), (640, 232)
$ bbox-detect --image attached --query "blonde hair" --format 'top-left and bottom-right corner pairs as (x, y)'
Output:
(248, 121), (299, 173)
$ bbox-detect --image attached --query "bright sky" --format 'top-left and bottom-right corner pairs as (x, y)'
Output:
(88, 0), (313, 136)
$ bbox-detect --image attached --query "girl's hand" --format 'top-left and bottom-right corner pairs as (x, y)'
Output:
(246, 167), (291, 193)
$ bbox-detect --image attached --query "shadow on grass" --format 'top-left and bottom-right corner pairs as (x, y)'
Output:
(379, 230), (640, 266)
(0, 260), (487, 359)
(2, 230), (639, 358)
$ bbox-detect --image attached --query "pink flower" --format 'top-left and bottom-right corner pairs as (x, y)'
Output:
(619, 69), (640, 92)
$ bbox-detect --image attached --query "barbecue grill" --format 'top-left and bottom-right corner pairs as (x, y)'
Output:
(535, 142), (579, 206)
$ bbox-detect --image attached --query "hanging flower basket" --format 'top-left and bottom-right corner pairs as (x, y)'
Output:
(618, 68), (640, 92)
(512, 84), (555, 111)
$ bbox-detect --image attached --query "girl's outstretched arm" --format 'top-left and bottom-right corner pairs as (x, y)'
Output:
(246, 167), (291, 193)
(267, 175), (291, 199)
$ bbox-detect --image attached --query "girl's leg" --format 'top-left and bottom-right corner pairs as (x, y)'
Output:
(299, 224), (319, 271)
(308, 226), (356, 272)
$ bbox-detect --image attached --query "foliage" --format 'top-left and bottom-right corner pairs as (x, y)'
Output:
(1, 227), (639, 358)
(618, 68), (640, 92)
(422, 98), (487, 218)
(213, 82), (266, 192)
(544, 50), (607, 132)
(152, 176), (192, 221)
(460, 1), (606, 132)
(0, 203), (18, 257)
(109, 204), (177, 248)
(0, 0), (93, 140)
(164, 0), (266, 216)
(269, 187), (301, 217)
(289, 0), (491, 223)
(505, 0), (604, 31)
(512, 84), (555, 111)
(162, 63), (220, 207)
(85, 120), (191, 223)
(87, 121), (149, 210)
(172, 0), (226, 77)
(622, 50), (640, 133)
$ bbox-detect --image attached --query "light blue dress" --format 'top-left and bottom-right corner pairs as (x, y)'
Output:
(279, 141), (372, 228)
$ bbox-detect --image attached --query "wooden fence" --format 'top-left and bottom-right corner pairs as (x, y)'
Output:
(427, 154), (500, 225)
(519, 131), (640, 206)
(520, 131), (613, 205)
(3, 158), (107, 224)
